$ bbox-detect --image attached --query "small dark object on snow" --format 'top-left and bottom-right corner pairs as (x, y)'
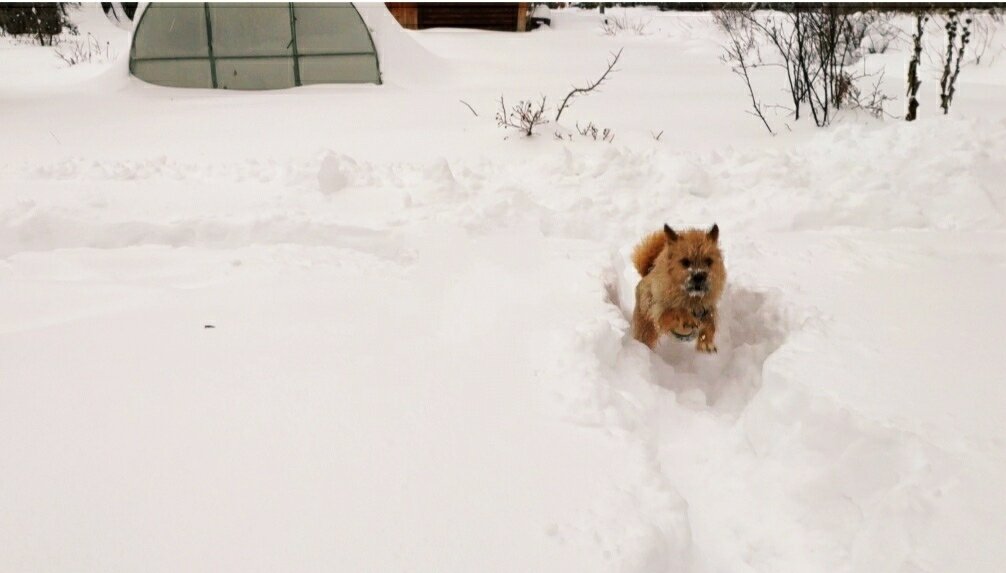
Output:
(204, 324), (215, 329)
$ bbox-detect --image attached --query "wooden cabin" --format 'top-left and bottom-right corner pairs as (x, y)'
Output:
(386, 3), (529, 32)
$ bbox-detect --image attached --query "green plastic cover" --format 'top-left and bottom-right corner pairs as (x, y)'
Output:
(130, 2), (380, 89)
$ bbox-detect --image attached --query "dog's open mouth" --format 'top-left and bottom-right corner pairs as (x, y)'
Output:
(685, 285), (709, 297)
(684, 272), (710, 298)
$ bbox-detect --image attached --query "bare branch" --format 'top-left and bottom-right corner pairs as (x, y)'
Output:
(555, 48), (623, 122)
(459, 99), (479, 117)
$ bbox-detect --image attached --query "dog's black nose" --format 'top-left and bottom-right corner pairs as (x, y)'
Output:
(692, 271), (707, 284)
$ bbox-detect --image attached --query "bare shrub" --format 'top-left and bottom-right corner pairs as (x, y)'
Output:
(906, 12), (926, 121)
(859, 13), (903, 54)
(496, 96), (549, 137)
(849, 68), (896, 119)
(489, 50), (623, 139)
(601, 11), (650, 36)
(968, 10), (1002, 65)
(939, 10), (971, 115)
(714, 7), (896, 130)
(575, 121), (615, 142)
(54, 33), (115, 66)
(798, 7), (872, 123)
(713, 11), (774, 134)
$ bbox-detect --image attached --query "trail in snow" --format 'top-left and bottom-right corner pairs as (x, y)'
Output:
(4, 136), (1006, 573)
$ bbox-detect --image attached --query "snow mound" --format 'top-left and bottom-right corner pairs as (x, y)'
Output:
(355, 4), (450, 86)
(317, 153), (361, 194)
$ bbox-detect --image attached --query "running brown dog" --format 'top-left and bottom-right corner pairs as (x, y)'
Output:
(631, 224), (726, 352)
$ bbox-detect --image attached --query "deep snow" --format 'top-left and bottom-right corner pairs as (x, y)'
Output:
(2, 4), (1006, 572)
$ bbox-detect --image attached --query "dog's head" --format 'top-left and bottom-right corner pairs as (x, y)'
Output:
(662, 223), (726, 300)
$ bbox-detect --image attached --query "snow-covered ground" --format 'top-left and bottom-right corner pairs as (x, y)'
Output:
(2, 5), (1005, 572)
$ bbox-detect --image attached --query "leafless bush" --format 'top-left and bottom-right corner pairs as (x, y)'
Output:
(575, 121), (615, 142)
(601, 12), (650, 36)
(496, 96), (549, 137)
(968, 11), (1002, 65)
(939, 10), (971, 115)
(489, 49), (623, 139)
(54, 32), (114, 66)
(849, 68), (896, 118)
(800, 7), (873, 123)
(555, 47), (622, 122)
(838, 11), (902, 55)
(714, 7), (896, 130)
(713, 11), (774, 134)
(859, 13), (903, 54)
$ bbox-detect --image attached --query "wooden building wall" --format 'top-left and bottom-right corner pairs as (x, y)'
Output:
(386, 3), (528, 32)
(385, 3), (418, 29)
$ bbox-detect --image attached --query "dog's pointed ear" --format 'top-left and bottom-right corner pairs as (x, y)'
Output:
(707, 223), (719, 242)
(664, 224), (678, 242)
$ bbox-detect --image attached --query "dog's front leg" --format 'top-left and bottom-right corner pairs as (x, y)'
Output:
(633, 307), (659, 348)
(695, 310), (717, 353)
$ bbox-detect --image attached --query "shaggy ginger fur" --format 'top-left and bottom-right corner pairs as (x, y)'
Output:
(631, 224), (726, 352)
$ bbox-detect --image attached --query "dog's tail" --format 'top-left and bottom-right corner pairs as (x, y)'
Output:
(631, 230), (666, 276)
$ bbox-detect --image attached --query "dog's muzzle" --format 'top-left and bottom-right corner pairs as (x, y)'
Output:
(685, 271), (709, 297)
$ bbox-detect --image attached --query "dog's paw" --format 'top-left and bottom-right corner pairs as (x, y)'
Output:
(672, 329), (698, 342)
(659, 308), (696, 334)
(696, 334), (717, 353)
(679, 314), (700, 332)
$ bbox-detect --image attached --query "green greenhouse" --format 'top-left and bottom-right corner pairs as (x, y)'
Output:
(129, 2), (381, 89)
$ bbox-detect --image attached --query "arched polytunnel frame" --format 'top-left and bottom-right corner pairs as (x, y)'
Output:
(129, 2), (381, 89)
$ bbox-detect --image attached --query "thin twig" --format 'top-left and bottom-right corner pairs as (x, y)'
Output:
(459, 99), (479, 117)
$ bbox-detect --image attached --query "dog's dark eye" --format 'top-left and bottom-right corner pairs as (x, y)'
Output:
(680, 258), (691, 268)
(704, 257), (713, 266)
